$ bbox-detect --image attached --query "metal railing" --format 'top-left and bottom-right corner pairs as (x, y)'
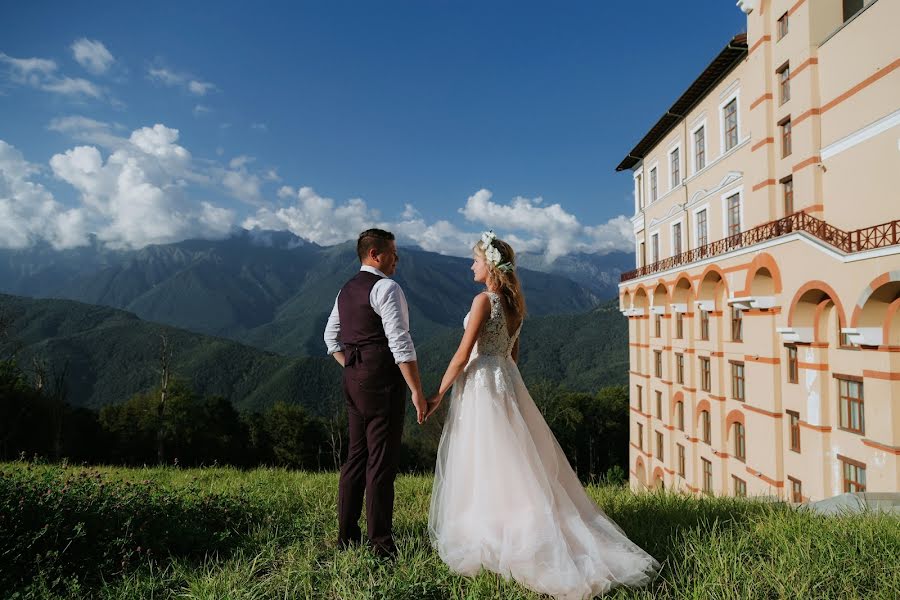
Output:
(621, 211), (900, 282)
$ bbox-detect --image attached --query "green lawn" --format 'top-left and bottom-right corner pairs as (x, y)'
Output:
(2, 463), (898, 599)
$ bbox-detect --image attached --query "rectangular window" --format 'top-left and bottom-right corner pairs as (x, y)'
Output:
(636, 173), (644, 210)
(787, 410), (801, 452)
(696, 209), (708, 247)
(650, 167), (658, 202)
(789, 476), (802, 503)
(656, 431), (664, 461)
(655, 390), (663, 419)
(702, 458), (713, 494)
(651, 233), (659, 264)
(677, 444), (686, 477)
(676, 401), (684, 431)
(731, 307), (743, 342)
(787, 345), (798, 383)
(639, 242), (646, 267)
(700, 311), (710, 341)
(731, 362), (745, 401)
(777, 12), (789, 39)
(654, 350), (662, 378)
(701, 410), (711, 444)
(700, 357), (711, 392)
(782, 176), (794, 215)
(636, 385), (643, 412)
(676, 312), (684, 339)
(694, 126), (706, 172)
(734, 422), (746, 461)
(837, 378), (864, 434)
(733, 476), (747, 497)
(672, 222), (682, 255)
(676, 353), (684, 384)
(780, 117), (792, 157)
(670, 147), (680, 188)
(839, 455), (866, 492)
(843, 0), (864, 22)
(637, 422), (644, 450)
(777, 62), (791, 104)
(727, 193), (741, 236)
(723, 99), (738, 151)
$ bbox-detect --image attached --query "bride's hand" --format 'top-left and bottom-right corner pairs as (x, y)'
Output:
(425, 393), (443, 419)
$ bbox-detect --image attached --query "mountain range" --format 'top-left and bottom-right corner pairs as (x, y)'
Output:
(0, 293), (627, 413)
(0, 231), (621, 357)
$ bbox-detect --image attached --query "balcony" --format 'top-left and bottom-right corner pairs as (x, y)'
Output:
(621, 211), (900, 283)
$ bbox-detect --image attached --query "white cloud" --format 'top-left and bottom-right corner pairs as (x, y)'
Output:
(0, 140), (88, 249)
(0, 53), (57, 77)
(459, 188), (630, 261)
(193, 104), (211, 116)
(263, 168), (280, 182)
(148, 65), (216, 96)
(229, 155), (254, 169)
(41, 76), (103, 98)
(251, 122), (268, 132)
(1, 52), (105, 100)
(45, 124), (236, 249)
(47, 116), (125, 148)
(71, 38), (114, 75)
(242, 186), (382, 246)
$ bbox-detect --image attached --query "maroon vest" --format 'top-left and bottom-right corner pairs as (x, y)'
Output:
(338, 270), (401, 380)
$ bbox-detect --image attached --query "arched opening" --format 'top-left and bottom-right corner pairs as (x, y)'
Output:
(855, 279), (900, 347)
(652, 467), (665, 491)
(750, 267), (775, 297)
(635, 457), (647, 489)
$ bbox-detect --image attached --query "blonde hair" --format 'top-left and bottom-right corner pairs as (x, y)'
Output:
(475, 237), (527, 321)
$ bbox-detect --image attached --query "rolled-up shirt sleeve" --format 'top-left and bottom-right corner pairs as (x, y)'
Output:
(371, 279), (417, 363)
(323, 293), (344, 355)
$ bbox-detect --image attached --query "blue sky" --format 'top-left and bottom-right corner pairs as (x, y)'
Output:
(0, 1), (745, 260)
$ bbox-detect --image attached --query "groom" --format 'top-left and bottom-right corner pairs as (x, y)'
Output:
(324, 228), (427, 558)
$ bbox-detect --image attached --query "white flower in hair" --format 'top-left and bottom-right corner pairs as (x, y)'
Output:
(481, 230), (496, 247)
(484, 244), (502, 266)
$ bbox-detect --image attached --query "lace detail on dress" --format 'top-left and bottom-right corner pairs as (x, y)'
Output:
(474, 292), (521, 357)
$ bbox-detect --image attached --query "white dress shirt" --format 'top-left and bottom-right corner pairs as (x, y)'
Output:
(323, 265), (417, 364)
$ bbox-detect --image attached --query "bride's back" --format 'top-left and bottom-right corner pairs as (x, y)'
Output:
(474, 292), (521, 357)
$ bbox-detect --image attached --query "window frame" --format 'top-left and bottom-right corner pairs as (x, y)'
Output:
(838, 454), (866, 493)
(733, 421), (746, 462)
(731, 361), (745, 401)
(720, 92), (741, 154)
(700, 356), (711, 392)
(777, 61), (791, 104)
(691, 120), (707, 174)
(787, 410), (801, 452)
(836, 376), (864, 434)
(786, 344), (798, 383)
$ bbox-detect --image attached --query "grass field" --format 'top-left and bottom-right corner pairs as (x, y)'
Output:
(2, 463), (898, 599)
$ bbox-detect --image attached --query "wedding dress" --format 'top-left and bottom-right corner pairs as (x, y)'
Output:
(428, 292), (659, 599)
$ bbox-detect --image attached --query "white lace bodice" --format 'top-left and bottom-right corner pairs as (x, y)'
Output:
(464, 292), (521, 358)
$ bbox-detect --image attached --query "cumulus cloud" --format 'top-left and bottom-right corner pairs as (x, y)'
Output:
(71, 38), (114, 75)
(41, 124), (235, 249)
(242, 187), (382, 246)
(0, 52), (104, 100)
(0, 140), (88, 249)
(148, 66), (216, 96)
(459, 188), (630, 261)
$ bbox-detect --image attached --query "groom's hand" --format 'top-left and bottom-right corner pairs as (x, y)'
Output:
(412, 391), (427, 424)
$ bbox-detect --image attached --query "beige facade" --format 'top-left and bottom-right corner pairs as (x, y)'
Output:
(617, 0), (899, 500)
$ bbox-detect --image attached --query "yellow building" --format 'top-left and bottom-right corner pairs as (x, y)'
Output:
(617, 0), (899, 500)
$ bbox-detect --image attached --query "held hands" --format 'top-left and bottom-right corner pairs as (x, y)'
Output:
(412, 390), (428, 425)
(425, 392), (444, 420)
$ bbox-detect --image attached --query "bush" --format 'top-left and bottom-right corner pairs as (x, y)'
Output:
(0, 464), (258, 593)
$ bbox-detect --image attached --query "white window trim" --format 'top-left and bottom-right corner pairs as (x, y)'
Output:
(668, 144), (683, 191)
(670, 218), (685, 256)
(719, 89), (742, 156)
(636, 237), (645, 268)
(649, 230), (661, 264)
(693, 203), (710, 248)
(691, 119), (708, 175)
(648, 162), (660, 203)
(720, 186), (745, 238)
(633, 166), (645, 214)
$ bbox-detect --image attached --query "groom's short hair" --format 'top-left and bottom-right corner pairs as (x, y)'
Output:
(357, 228), (395, 262)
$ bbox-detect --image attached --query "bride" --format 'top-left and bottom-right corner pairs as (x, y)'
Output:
(425, 231), (659, 599)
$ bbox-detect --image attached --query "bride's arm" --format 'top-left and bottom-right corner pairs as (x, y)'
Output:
(426, 293), (491, 415)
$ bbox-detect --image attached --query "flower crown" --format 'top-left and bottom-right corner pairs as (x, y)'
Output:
(480, 230), (514, 273)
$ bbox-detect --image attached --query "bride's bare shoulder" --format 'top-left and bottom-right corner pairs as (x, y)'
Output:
(470, 292), (491, 314)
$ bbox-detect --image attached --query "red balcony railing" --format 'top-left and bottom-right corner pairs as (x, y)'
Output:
(621, 211), (900, 282)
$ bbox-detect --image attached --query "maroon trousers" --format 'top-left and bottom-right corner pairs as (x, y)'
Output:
(337, 355), (406, 554)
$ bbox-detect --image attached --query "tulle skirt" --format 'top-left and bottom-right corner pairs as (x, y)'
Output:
(428, 354), (659, 599)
